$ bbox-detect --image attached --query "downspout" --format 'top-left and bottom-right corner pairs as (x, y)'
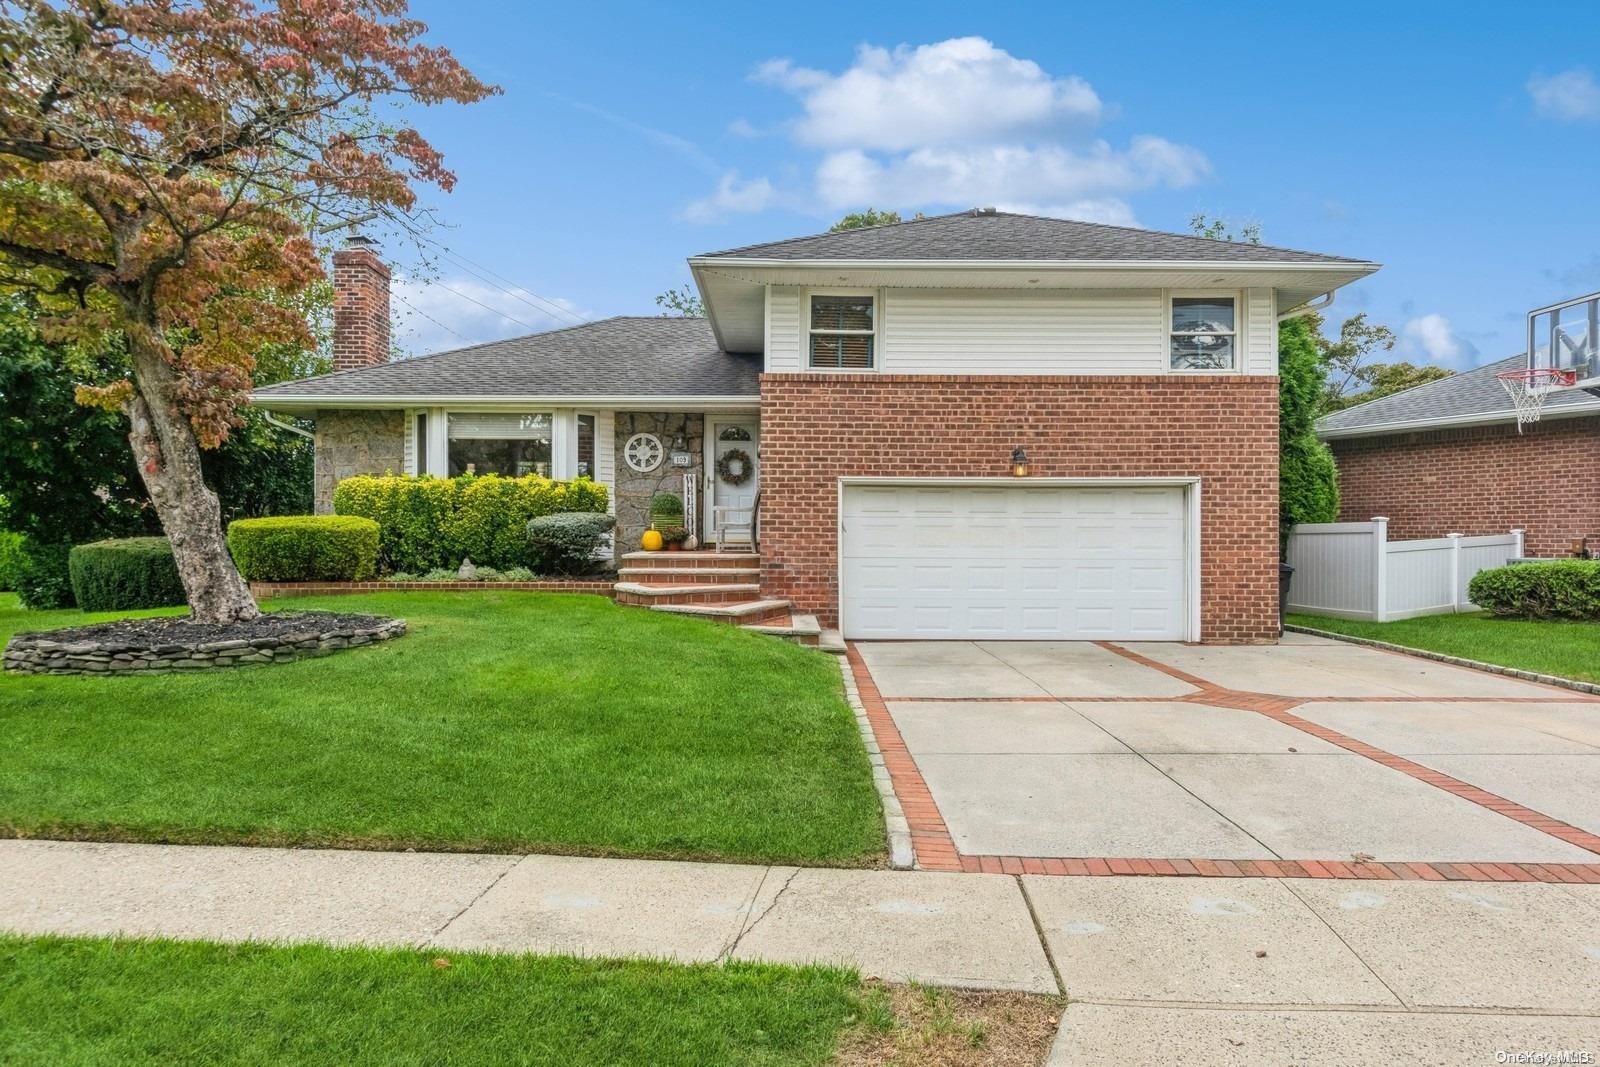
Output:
(261, 410), (314, 440)
(1278, 291), (1334, 323)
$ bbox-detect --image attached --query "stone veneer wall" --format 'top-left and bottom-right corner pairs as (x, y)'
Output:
(4, 618), (406, 676)
(612, 412), (705, 555)
(758, 373), (1282, 643)
(1329, 415), (1600, 557)
(314, 409), (405, 513)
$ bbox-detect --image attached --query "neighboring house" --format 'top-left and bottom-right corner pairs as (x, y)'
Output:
(1317, 355), (1600, 558)
(253, 210), (1376, 642)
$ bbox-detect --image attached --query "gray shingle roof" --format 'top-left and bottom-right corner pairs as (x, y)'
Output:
(696, 209), (1368, 264)
(1317, 354), (1600, 437)
(253, 317), (758, 401)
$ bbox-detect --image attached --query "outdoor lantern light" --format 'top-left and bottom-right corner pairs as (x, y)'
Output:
(1011, 447), (1030, 477)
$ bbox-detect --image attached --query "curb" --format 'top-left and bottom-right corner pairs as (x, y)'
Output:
(1284, 624), (1600, 696)
(837, 658), (915, 870)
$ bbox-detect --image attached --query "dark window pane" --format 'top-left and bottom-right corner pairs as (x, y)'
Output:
(1172, 296), (1234, 333)
(810, 294), (874, 332)
(415, 414), (428, 476)
(809, 333), (875, 369)
(448, 438), (553, 477)
(577, 414), (595, 478)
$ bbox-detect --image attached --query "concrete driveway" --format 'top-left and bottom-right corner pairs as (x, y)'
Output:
(854, 636), (1600, 869)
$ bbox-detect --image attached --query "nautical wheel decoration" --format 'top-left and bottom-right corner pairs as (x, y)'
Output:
(624, 432), (664, 473)
(716, 447), (754, 486)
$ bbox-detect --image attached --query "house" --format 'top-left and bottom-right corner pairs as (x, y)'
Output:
(1317, 353), (1600, 558)
(252, 210), (1377, 643)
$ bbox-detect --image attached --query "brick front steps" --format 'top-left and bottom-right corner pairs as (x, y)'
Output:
(614, 551), (836, 650)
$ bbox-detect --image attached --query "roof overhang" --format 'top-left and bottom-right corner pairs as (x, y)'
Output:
(1318, 399), (1600, 440)
(689, 257), (1380, 353)
(250, 393), (762, 415)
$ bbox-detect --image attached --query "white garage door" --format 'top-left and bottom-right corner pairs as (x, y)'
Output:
(841, 483), (1189, 640)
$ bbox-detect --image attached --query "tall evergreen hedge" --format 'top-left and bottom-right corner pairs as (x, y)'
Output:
(1278, 317), (1340, 548)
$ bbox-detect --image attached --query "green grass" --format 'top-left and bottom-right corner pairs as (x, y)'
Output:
(1287, 611), (1600, 683)
(0, 934), (870, 1066)
(0, 592), (883, 865)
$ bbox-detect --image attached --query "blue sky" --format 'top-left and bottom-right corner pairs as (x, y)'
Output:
(387, 0), (1600, 369)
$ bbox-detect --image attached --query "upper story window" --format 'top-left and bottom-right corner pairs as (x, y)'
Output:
(809, 293), (875, 370)
(448, 412), (552, 477)
(1169, 295), (1236, 371)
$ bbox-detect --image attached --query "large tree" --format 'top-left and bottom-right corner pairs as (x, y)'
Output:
(0, 0), (494, 622)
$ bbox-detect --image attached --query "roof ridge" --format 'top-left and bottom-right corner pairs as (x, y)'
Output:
(982, 209), (1368, 264)
(695, 210), (971, 258)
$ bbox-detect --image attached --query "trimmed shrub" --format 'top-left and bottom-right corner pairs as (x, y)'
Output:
(227, 515), (379, 582)
(334, 474), (608, 572)
(527, 512), (616, 575)
(68, 537), (187, 612)
(15, 540), (75, 609)
(1468, 560), (1600, 620)
(0, 531), (24, 591)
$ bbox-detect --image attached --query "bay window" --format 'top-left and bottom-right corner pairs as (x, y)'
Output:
(447, 412), (553, 477)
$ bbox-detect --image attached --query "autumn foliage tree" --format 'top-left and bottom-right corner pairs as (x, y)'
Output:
(0, 0), (495, 622)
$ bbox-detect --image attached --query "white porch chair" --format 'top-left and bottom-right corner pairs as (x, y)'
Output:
(712, 492), (758, 552)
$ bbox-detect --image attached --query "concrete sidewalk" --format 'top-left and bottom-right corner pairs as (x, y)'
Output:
(3, 840), (1597, 1062)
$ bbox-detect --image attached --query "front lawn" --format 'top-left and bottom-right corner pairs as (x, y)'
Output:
(0, 592), (883, 865)
(0, 935), (866, 1066)
(1287, 611), (1600, 684)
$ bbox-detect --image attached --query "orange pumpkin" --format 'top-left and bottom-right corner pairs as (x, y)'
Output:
(640, 529), (664, 552)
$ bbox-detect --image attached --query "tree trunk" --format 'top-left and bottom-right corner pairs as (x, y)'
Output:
(124, 327), (260, 624)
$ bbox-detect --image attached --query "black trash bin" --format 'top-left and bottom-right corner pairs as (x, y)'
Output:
(1278, 563), (1295, 635)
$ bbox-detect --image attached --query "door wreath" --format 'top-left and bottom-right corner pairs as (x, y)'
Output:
(716, 447), (754, 486)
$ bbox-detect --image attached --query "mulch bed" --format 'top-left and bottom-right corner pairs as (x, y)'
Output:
(13, 611), (394, 650)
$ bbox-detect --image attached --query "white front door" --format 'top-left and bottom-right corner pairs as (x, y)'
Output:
(708, 421), (759, 543)
(840, 482), (1190, 640)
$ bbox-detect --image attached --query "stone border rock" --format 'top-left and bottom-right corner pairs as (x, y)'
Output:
(1284, 623), (1600, 696)
(837, 656), (914, 870)
(4, 615), (407, 677)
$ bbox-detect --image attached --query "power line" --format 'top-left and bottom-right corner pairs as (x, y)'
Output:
(423, 240), (589, 326)
(424, 279), (540, 332)
(393, 293), (471, 346)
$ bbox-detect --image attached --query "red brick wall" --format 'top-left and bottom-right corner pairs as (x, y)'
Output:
(758, 373), (1281, 643)
(1330, 416), (1600, 557)
(332, 243), (391, 372)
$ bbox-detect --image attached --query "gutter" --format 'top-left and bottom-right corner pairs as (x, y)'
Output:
(250, 393), (764, 413)
(261, 410), (314, 440)
(688, 256), (1380, 273)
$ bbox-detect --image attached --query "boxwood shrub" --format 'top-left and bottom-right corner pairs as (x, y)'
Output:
(227, 515), (380, 582)
(527, 512), (616, 575)
(1468, 560), (1600, 619)
(0, 531), (25, 592)
(333, 474), (607, 572)
(68, 537), (187, 611)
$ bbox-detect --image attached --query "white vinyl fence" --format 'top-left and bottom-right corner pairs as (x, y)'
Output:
(1285, 517), (1524, 621)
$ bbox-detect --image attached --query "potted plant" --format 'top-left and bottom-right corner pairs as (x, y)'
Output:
(660, 526), (689, 551)
(649, 490), (684, 530)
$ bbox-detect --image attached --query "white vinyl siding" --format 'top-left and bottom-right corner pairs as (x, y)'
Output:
(879, 289), (1165, 374)
(592, 410), (616, 516)
(403, 408), (418, 474)
(764, 286), (803, 371)
(1245, 288), (1276, 374)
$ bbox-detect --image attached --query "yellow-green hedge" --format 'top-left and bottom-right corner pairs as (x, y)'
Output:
(332, 474), (608, 572)
(227, 516), (380, 582)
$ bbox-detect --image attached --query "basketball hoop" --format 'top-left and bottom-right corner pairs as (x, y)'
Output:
(1497, 367), (1577, 431)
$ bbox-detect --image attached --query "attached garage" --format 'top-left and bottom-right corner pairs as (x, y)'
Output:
(839, 480), (1196, 641)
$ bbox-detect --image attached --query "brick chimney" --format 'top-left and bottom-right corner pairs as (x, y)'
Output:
(331, 235), (391, 372)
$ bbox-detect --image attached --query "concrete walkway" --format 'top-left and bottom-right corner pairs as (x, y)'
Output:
(3, 839), (1598, 1062)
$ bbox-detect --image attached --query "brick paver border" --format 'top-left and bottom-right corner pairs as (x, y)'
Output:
(846, 639), (1600, 882)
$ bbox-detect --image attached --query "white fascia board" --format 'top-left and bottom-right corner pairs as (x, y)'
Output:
(251, 394), (761, 413)
(687, 256), (1380, 274)
(688, 261), (733, 352)
(1317, 401), (1600, 440)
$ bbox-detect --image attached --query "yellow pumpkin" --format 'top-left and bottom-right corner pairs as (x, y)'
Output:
(640, 529), (664, 552)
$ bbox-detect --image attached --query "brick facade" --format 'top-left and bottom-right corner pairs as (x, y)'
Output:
(331, 240), (391, 372)
(1329, 416), (1600, 558)
(758, 373), (1281, 643)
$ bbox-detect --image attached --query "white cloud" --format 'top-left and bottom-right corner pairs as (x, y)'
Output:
(392, 275), (585, 357)
(1402, 313), (1476, 364)
(698, 37), (1208, 225)
(681, 170), (776, 223)
(1527, 68), (1600, 122)
(755, 37), (1103, 151)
